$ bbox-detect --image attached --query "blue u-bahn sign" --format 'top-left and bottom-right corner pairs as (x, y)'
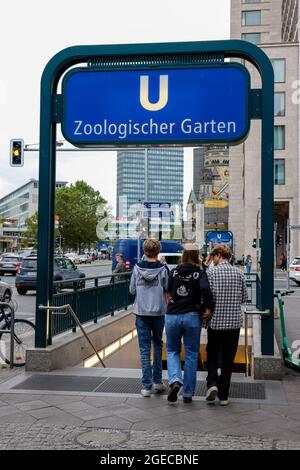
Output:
(206, 230), (233, 245)
(62, 64), (250, 147)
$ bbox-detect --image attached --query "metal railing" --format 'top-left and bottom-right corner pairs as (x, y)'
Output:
(0, 302), (15, 369)
(243, 307), (271, 376)
(50, 271), (134, 341)
(38, 304), (106, 368)
(244, 272), (261, 308)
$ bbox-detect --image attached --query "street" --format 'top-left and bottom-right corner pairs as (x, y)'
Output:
(1, 262), (112, 322)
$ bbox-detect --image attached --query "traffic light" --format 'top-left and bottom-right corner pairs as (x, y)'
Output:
(252, 239), (257, 249)
(276, 234), (283, 246)
(10, 139), (24, 167)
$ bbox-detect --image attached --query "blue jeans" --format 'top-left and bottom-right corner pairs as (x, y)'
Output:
(135, 315), (165, 390)
(165, 312), (201, 398)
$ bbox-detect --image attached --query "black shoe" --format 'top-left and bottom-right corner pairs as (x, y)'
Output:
(183, 397), (192, 404)
(167, 382), (181, 403)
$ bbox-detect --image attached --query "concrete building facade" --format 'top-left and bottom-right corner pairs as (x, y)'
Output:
(230, 0), (300, 264)
(0, 179), (67, 251)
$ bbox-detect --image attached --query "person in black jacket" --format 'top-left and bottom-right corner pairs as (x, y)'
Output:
(165, 244), (213, 404)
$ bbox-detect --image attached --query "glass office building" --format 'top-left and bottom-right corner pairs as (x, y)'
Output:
(116, 148), (184, 216)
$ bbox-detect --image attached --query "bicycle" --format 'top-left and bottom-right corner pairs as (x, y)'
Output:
(0, 301), (35, 367)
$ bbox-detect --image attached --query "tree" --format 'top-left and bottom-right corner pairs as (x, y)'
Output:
(23, 212), (38, 247)
(56, 181), (110, 249)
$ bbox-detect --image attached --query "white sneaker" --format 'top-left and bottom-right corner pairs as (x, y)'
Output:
(206, 386), (218, 402)
(219, 399), (229, 406)
(141, 388), (153, 397)
(153, 383), (166, 393)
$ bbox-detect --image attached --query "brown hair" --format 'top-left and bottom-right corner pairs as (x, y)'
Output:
(181, 249), (201, 267)
(143, 239), (161, 258)
(116, 253), (123, 259)
(209, 244), (232, 260)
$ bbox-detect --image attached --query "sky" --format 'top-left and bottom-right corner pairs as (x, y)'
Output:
(0, 0), (230, 213)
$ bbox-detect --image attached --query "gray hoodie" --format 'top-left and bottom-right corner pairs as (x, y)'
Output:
(129, 262), (168, 316)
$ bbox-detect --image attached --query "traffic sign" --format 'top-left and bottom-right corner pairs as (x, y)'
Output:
(204, 199), (229, 208)
(206, 231), (233, 245)
(143, 202), (173, 218)
(62, 64), (250, 147)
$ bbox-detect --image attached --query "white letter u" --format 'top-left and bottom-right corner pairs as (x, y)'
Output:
(140, 75), (168, 111)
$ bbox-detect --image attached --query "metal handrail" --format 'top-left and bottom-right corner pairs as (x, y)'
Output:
(0, 302), (15, 369)
(243, 307), (271, 376)
(38, 304), (106, 368)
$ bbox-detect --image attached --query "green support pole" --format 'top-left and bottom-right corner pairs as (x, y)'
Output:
(35, 39), (274, 353)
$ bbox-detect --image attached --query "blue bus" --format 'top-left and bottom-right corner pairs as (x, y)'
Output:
(112, 239), (183, 271)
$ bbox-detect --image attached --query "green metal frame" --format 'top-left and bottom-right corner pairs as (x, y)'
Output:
(36, 40), (274, 355)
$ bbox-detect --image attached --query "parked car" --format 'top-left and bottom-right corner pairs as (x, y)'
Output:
(0, 278), (12, 302)
(15, 256), (86, 295)
(289, 257), (300, 286)
(0, 255), (22, 276)
(65, 253), (80, 264)
(78, 254), (92, 264)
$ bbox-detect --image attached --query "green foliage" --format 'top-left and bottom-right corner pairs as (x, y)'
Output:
(56, 180), (109, 249)
(23, 212), (38, 247)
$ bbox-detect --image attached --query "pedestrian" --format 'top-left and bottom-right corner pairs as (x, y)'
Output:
(245, 254), (252, 275)
(165, 243), (213, 404)
(129, 239), (169, 397)
(112, 253), (126, 282)
(279, 254), (287, 271)
(205, 245), (248, 406)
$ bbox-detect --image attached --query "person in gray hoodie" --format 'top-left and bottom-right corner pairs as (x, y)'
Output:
(129, 239), (169, 397)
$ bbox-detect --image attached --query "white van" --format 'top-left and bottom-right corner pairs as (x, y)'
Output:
(158, 252), (182, 271)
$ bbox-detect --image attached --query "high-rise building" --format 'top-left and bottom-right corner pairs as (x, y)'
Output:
(116, 148), (184, 217)
(230, 0), (300, 264)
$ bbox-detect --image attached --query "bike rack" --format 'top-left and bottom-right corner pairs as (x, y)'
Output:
(38, 304), (106, 368)
(0, 302), (15, 369)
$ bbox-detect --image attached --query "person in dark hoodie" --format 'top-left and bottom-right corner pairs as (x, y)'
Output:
(165, 244), (213, 404)
(129, 239), (169, 397)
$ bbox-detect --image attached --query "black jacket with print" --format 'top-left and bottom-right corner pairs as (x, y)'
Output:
(167, 263), (213, 314)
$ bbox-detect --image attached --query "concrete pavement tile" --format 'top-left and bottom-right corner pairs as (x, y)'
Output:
(224, 417), (300, 438)
(74, 407), (116, 421)
(263, 404), (300, 421)
(112, 406), (158, 423)
(0, 405), (21, 418)
(15, 400), (52, 412)
(239, 408), (286, 424)
(285, 392), (300, 404)
(131, 414), (223, 433)
(57, 401), (97, 413)
(83, 415), (132, 430)
(0, 412), (36, 425)
(28, 406), (66, 419)
(41, 395), (85, 406)
(83, 396), (127, 407)
(36, 413), (84, 427)
(0, 393), (43, 404)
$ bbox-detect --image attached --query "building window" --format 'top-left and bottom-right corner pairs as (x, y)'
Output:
(242, 32), (261, 44)
(274, 126), (285, 150)
(274, 159), (285, 185)
(271, 59), (286, 83)
(274, 92), (285, 116)
(242, 10), (261, 26)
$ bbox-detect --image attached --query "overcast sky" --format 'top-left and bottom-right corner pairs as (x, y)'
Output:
(0, 0), (230, 212)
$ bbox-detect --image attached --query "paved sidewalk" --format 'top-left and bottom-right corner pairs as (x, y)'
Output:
(0, 365), (299, 450)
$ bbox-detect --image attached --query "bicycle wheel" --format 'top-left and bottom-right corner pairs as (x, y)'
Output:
(0, 319), (35, 367)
